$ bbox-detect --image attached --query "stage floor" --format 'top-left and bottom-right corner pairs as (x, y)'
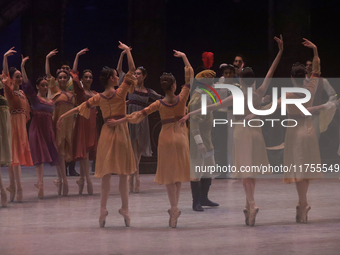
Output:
(1, 165), (340, 255)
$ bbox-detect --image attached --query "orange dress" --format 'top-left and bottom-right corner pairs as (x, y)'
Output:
(127, 84), (191, 185)
(283, 73), (323, 183)
(77, 71), (137, 178)
(48, 77), (75, 162)
(3, 79), (33, 166)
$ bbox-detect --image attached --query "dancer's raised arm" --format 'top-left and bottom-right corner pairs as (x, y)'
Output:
(3, 47), (16, 76)
(256, 35), (283, 98)
(173, 50), (194, 84)
(21, 55), (29, 84)
(45, 49), (58, 78)
(118, 41), (135, 73)
(72, 48), (89, 73)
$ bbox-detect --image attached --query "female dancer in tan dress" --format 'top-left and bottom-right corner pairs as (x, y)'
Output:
(180, 36), (283, 226)
(58, 42), (136, 228)
(46, 49), (75, 196)
(111, 50), (193, 228)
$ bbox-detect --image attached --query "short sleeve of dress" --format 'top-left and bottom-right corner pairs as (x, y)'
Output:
(127, 100), (160, 124)
(78, 93), (101, 119)
(116, 71), (137, 98)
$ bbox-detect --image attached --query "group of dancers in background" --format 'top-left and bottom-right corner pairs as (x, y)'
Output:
(0, 36), (339, 228)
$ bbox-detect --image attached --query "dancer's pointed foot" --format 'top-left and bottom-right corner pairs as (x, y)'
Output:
(134, 177), (140, 193)
(168, 208), (181, 228)
(243, 207), (249, 226)
(1, 188), (8, 207)
(34, 182), (44, 199)
(297, 205), (311, 223)
(76, 178), (85, 195)
(16, 188), (23, 202)
(62, 182), (69, 196)
(118, 208), (131, 227)
(6, 185), (15, 202)
(87, 181), (93, 195)
(248, 207), (259, 227)
(99, 209), (108, 228)
(54, 179), (62, 195)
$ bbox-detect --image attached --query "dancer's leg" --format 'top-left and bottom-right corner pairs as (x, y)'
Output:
(175, 182), (181, 206)
(13, 166), (23, 202)
(99, 173), (111, 227)
(77, 158), (86, 194)
(118, 174), (130, 226)
(84, 153), (93, 195)
(58, 155), (68, 196)
(6, 166), (15, 201)
(35, 163), (44, 199)
(35, 164), (44, 184)
(166, 183), (177, 209)
(296, 180), (309, 208)
(0, 167), (8, 207)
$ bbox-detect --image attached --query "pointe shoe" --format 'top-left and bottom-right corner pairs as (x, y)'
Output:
(299, 205), (311, 224)
(16, 188), (23, 202)
(62, 182), (69, 196)
(168, 208), (181, 228)
(248, 207), (259, 227)
(134, 177), (140, 193)
(118, 208), (131, 227)
(87, 181), (93, 195)
(6, 185), (15, 202)
(34, 183), (44, 199)
(1, 188), (8, 207)
(76, 178), (85, 195)
(99, 209), (108, 228)
(54, 179), (62, 195)
(243, 208), (249, 226)
(296, 205), (300, 223)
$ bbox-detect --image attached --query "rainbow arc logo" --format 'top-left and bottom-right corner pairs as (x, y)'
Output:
(196, 81), (223, 106)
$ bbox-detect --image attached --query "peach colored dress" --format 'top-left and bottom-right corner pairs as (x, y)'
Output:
(49, 77), (75, 162)
(77, 71), (137, 178)
(3, 78), (33, 166)
(127, 84), (191, 185)
(283, 73), (323, 183)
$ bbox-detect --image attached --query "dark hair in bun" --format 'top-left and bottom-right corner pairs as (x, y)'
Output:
(291, 62), (307, 78)
(240, 67), (255, 86)
(99, 67), (115, 87)
(160, 72), (176, 91)
(9, 67), (18, 79)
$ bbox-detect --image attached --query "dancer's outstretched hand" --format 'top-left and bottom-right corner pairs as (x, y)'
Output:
(4, 47), (16, 57)
(179, 114), (189, 127)
(118, 41), (130, 51)
(77, 48), (89, 56)
(274, 34), (283, 51)
(173, 50), (185, 58)
(302, 38), (316, 49)
(21, 55), (29, 66)
(46, 49), (58, 59)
